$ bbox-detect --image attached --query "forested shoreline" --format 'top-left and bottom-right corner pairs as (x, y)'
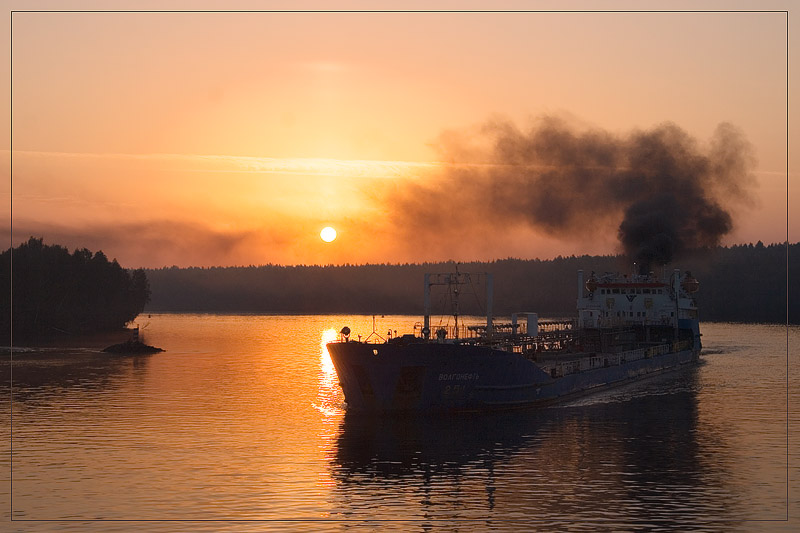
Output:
(145, 242), (797, 324)
(4, 239), (792, 342)
(1, 238), (151, 343)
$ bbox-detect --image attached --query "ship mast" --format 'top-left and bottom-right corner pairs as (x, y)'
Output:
(451, 268), (460, 339)
(673, 269), (680, 339)
(422, 269), (492, 341)
(423, 273), (431, 339)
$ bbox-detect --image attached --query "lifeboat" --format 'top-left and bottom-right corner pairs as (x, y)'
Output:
(681, 271), (700, 293)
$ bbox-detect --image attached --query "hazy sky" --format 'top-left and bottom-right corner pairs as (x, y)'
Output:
(4, 2), (796, 267)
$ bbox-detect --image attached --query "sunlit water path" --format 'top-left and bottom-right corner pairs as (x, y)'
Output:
(1, 316), (797, 531)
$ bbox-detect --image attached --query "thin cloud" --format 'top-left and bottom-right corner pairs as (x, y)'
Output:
(7, 150), (558, 179)
(8, 150), (442, 179)
(10, 219), (291, 268)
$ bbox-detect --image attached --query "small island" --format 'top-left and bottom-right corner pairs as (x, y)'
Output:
(102, 339), (164, 354)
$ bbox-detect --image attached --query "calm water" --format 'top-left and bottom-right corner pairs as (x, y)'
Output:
(2, 315), (797, 531)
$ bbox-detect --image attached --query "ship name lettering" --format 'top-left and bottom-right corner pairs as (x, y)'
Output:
(438, 373), (479, 381)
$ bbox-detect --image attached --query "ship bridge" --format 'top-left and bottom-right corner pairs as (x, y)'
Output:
(576, 269), (698, 329)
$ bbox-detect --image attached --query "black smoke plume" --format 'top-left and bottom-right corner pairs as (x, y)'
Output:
(392, 116), (755, 270)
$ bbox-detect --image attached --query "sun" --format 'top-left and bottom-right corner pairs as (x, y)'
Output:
(320, 226), (337, 243)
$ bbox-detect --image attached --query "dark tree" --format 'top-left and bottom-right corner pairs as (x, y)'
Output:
(1, 238), (152, 343)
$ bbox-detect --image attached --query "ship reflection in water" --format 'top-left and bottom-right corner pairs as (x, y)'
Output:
(328, 365), (743, 528)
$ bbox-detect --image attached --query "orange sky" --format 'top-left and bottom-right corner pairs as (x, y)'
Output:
(3, 3), (796, 267)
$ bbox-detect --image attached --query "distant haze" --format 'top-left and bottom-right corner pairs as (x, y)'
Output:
(5, 10), (790, 267)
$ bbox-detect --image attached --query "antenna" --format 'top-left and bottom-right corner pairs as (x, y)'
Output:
(364, 315), (385, 343)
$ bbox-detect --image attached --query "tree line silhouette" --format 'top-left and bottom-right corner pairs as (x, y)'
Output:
(144, 242), (796, 324)
(3, 238), (792, 344)
(1, 238), (151, 343)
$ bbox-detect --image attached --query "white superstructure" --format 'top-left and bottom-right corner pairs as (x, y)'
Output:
(576, 269), (699, 329)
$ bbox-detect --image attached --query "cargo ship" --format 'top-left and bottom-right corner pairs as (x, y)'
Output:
(327, 269), (701, 412)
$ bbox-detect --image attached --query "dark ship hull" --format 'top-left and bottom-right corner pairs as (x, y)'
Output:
(327, 270), (702, 413)
(328, 331), (699, 413)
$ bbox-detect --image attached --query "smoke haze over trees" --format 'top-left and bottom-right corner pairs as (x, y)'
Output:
(1, 238), (151, 343)
(144, 242), (796, 324)
(386, 117), (756, 273)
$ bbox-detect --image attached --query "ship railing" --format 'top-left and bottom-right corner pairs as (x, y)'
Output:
(427, 319), (576, 343)
(672, 340), (691, 352)
(427, 324), (485, 342)
(545, 342), (673, 378)
(597, 317), (675, 328)
(536, 320), (576, 333)
(467, 319), (575, 337)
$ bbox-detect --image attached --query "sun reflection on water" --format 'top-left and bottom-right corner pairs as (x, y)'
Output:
(315, 327), (345, 498)
(315, 328), (344, 417)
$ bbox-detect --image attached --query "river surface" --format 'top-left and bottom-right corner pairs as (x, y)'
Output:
(1, 315), (798, 531)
